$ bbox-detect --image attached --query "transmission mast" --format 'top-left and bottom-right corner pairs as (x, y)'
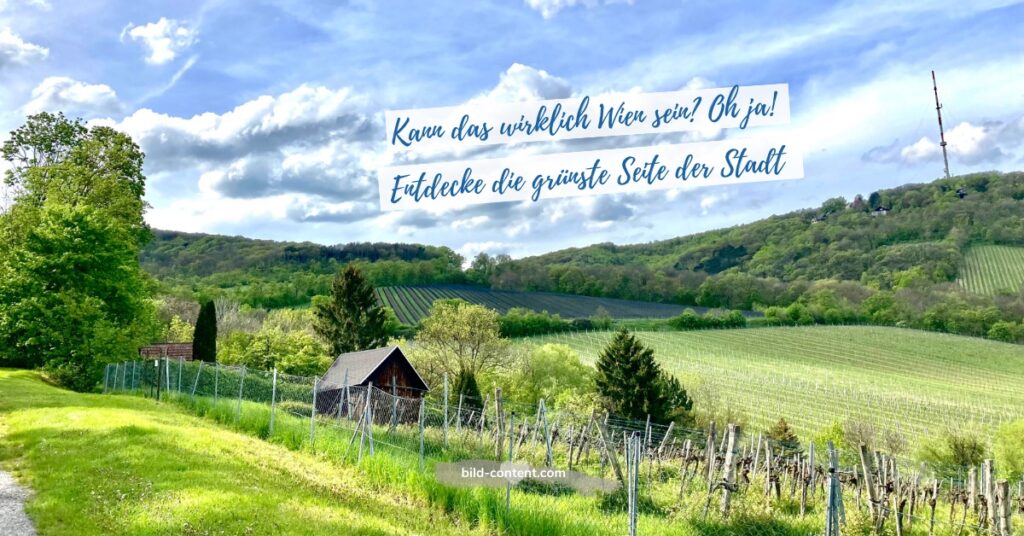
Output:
(931, 70), (951, 179)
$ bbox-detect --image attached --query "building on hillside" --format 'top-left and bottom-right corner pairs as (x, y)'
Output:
(139, 342), (193, 361)
(315, 346), (429, 420)
(871, 206), (891, 216)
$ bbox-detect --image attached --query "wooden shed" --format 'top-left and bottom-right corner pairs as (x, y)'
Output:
(315, 346), (429, 416)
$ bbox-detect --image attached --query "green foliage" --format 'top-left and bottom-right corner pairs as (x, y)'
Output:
(192, 300), (217, 361)
(667, 308), (747, 330)
(217, 326), (331, 376)
(594, 328), (691, 424)
(767, 418), (800, 454)
(498, 308), (572, 337)
(915, 430), (987, 478)
(987, 320), (1024, 343)
(509, 344), (597, 412)
(408, 299), (511, 390)
(993, 420), (1024, 481)
(313, 265), (389, 356)
(0, 203), (157, 390)
(453, 369), (482, 408)
(164, 315), (194, 342)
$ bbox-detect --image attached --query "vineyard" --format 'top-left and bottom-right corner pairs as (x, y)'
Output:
(959, 245), (1024, 296)
(376, 284), (732, 325)
(523, 325), (1024, 443)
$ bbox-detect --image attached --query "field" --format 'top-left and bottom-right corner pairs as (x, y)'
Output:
(524, 325), (1024, 443)
(0, 369), (468, 535)
(958, 244), (1024, 295)
(376, 284), (732, 325)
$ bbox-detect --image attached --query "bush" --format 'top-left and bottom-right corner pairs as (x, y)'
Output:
(498, 308), (572, 337)
(994, 420), (1024, 481)
(667, 309), (748, 330)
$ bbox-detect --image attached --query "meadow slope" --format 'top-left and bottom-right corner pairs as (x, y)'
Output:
(525, 325), (1024, 442)
(0, 369), (468, 536)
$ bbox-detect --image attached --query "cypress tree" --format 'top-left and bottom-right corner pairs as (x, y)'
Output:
(192, 300), (217, 362)
(453, 369), (483, 410)
(595, 328), (690, 423)
(314, 264), (388, 356)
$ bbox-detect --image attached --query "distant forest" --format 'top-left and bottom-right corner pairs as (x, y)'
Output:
(142, 171), (1024, 342)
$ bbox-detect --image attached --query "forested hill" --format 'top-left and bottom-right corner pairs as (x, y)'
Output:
(142, 172), (1024, 322)
(484, 171), (1024, 307)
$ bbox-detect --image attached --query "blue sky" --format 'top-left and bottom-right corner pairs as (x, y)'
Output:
(1, 0), (1022, 260)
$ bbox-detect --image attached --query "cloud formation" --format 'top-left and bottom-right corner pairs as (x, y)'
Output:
(864, 118), (1024, 166)
(0, 27), (47, 68)
(23, 77), (121, 116)
(122, 18), (197, 65)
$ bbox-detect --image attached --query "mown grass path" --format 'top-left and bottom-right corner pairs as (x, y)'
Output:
(0, 369), (468, 535)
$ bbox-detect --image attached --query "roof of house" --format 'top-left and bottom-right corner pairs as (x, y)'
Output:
(139, 343), (193, 359)
(318, 346), (429, 391)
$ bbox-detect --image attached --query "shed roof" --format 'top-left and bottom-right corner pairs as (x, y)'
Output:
(319, 346), (428, 391)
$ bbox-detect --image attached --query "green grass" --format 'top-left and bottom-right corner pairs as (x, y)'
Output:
(0, 369), (471, 535)
(524, 326), (1024, 442)
(958, 244), (1024, 295)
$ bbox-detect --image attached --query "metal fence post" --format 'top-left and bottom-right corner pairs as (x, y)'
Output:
(390, 375), (397, 433)
(164, 358), (171, 393)
(442, 372), (449, 447)
(103, 364), (110, 393)
(177, 356), (183, 393)
(342, 368), (349, 420)
(310, 377), (318, 446)
(506, 412), (515, 514)
(418, 397), (425, 472)
(214, 362), (219, 403)
(190, 361), (203, 398)
(269, 368), (277, 435)
(825, 441), (842, 536)
(367, 382), (375, 456)
(235, 365), (246, 424)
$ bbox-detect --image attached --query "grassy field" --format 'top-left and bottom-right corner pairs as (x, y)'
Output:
(0, 369), (471, 535)
(958, 244), (1024, 295)
(524, 326), (1024, 442)
(375, 284), (746, 325)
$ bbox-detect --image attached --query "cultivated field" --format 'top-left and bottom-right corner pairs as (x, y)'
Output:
(376, 284), (734, 325)
(524, 326), (1024, 443)
(958, 244), (1024, 295)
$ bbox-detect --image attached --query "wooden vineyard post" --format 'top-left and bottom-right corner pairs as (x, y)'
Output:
(596, 414), (625, 487)
(679, 439), (692, 501)
(984, 460), (997, 532)
(540, 399), (553, 467)
(389, 375), (397, 433)
(997, 479), (1012, 536)
(343, 369), (350, 420)
(859, 444), (879, 525)
(928, 480), (938, 536)
(705, 422), (717, 485)
(720, 424), (740, 517)
(455, 394), (464, 436)
(764, 442), (774, 498)
(494, 388), (504, 460)
(753, 433), (762, 476)
(366, 382), (375, 456)
(968, 466), (977, 513)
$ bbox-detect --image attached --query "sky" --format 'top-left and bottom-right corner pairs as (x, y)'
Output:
(1, 0), (1022, 261)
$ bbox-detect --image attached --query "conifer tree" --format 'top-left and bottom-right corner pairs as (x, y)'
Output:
(767, 418), (800, 454)
(313, 265), (388, 356)
(192, 300), (218, 362)
(594, 328), (691, 423)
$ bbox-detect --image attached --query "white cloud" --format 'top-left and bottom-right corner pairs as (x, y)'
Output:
(122, 18), (198, 65)
(896, 120), (1018, 165)
(0, 27), (48, 68)
(23, 77), (121, 116)
(473, 63), (571, 103)
(524, 0), (633, 19)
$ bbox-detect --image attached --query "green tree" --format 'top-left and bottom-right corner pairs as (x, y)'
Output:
(594, 328), (691, 424)
(313, 265), (389, 356)
(767, 418), (801, 454)
(453, 369), (483, 408)
(408, 299), (511, 389)
(192, 301), (217, 362)
(0, 203), (156, 389)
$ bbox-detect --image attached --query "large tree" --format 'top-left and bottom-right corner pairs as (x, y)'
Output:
(0, 112), (156, 390)
(313, 264), (389, 356)
(410, 299), (511, 389)
(594, 328), (692, 424)
(192, 300), (217, 361)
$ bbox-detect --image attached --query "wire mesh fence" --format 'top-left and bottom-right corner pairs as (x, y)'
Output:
(103, 358), (1023, 535)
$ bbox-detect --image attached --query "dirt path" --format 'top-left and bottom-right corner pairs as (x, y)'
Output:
(0, 470), (35, 536)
